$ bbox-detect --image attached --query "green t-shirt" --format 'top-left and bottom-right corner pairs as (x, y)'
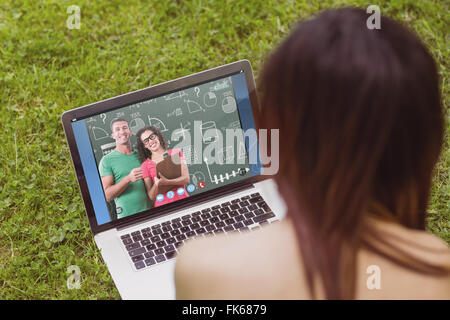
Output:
(99, 150), (150, 219)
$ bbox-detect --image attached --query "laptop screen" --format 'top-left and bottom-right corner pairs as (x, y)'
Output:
(70, 71), (262, 226)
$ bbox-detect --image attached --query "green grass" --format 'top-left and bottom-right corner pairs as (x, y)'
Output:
(0, 0), (448, 299)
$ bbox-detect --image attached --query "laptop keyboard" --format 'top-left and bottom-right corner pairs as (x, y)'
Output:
(120, 192), (278, 271)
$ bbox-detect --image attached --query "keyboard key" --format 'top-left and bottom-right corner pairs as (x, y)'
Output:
(201, 208), (211, 213)
(156, 240), (166, 248)
(135, 261), (145, 270)
(206, 224), (215, 232)
(129, 247), (146, 257)
(214, 229), (224, 235)
(244, 212), (255, 219)
(243, 219), (254, 226)
(141, 239), (151, 246)
(230, 204), (240, 210)
(170, 229), (181, 236)
(125, 242), (141, 251)
(153, 228), (163, 235)
(229, 210), (239, 217)
(155, 248), (165, 255)
(253, 212), (276, 223)
(176, 234), (186, 241)
(191, 216), (201, 223)
(231, 199), (241, 204)
(221, 201), (231, 207)
(162, 221), (171, 226)
(210, 217), (219, 224)
(182, 214), (191, 220)
(121, 234), (131, 240)
(146, 244), (156, 251)
(150, 235), (161, 243)
(254, 208), (265, 216)
(250, 192), (260, 197)
(234, 222), (244, 229)
(142, 227), (151, 232)
(166, 237), (176, 244)
(132, 255), (144, 263)
(192, 211), (201, 216)
(131, 231), (141, 237)
(151, 224), (161, 229)
(220, 207), (230, 213)
(161, 232), (171, 240)
(165, 251), (176, 259)
(171, 217), (181, 223)
(224, 225), (234, 232)
(219, 213), (229, 220)
(155, 255), (166, 263)
(132, 235), (143, 242)
(175, 241), (183, 248)
(122, 238), (133, 245)
(200, 220), (209, 227)
(248, 204), (258, 211)
(201, 213), (212, 220)
(216, 221), (225, 228)
(212, 205), (221, 210)
(180, 226), (190, 233)
(249, 196), (263, 203)
(142, 232), (152, 238)
(190, 223), (201, 230)
(145, 258), (156, 266)
(240, 195), (250, 200)
(235, 215), (245, 222)
(238, 207), (249, 214)
(182, 220), (192, 226)
(162, 225), (172, 232)
(211, 210), (221, 216)
(196, 228), (206, 234)
(225, 218), (235, 225)
(240, 200), (250, 207)
(186, 231), (196, 238)
(144, 251), (155, 258)
(164, 245), (175, 252)
(172, 222), (182, 229)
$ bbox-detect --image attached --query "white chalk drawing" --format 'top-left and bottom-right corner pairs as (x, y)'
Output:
(148, 116), (168, 132)
(116, 111), (125, 118)
(217, 145), (234, 163)
(228, 120), (241, 129)
(172, 122), (191, 141)
(167, 107), (183, 118)
(100, 113), (107, 124)
(181, 145), (200, 165)
(190, 171), (206, 186)
(203, 92), (218, 108)
(92, 127), (109, 140)
(200, 121), (219, 144)
(86, 117), (96, 124)
(222, 96), (237, 113)
(194, 87), (200, 97)
(204, 157), (249, 184)
(101, 142), (116, 156)
(165, 90), (188, 101)
(185, 99), (204, 113)
(129, 117), (145, 135)
(212, 79), (230, 91)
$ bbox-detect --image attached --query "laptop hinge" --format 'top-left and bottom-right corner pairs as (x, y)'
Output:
(116, 182), (255, 231)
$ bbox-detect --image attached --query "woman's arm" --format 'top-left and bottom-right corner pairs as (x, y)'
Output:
(144, 177), (161, 201)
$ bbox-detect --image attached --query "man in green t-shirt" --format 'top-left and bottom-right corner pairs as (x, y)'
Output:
(99, 118), (150, 219)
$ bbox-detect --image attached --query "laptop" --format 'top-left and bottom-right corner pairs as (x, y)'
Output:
(61, 60), (286, 299)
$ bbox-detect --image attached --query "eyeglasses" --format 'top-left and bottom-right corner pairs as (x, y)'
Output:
(142, 133), (157, 145)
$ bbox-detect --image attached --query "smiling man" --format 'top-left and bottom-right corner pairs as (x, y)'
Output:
(99, 118), (150, 219)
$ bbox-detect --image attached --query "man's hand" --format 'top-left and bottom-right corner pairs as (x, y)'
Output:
(128, 168), (143, 182)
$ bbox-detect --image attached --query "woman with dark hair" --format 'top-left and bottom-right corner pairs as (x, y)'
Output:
(174, 8), (450, 299)
(136, 126), (190, 207)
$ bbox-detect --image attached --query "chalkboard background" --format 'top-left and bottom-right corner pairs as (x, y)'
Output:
(84, 75), (251, 220)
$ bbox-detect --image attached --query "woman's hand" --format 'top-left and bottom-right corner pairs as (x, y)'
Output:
(154, 176), (161, 187)
(158, 173), (170, 186)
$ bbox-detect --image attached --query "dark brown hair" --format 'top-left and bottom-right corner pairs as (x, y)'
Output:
(257, 8), (447, 299)
(136, 126), (168, 163)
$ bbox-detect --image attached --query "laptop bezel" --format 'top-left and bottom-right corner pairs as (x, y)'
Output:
(61, 60), (267, 235)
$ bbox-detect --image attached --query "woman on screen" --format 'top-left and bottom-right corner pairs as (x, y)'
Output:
(136, 126), (190, 207)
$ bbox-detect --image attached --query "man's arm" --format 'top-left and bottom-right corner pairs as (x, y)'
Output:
(101, 168), (143, 202)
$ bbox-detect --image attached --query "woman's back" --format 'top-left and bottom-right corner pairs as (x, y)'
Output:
(175, 218), (450, 299)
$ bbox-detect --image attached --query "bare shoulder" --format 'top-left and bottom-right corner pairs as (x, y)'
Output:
(175, 220), (307, 299)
